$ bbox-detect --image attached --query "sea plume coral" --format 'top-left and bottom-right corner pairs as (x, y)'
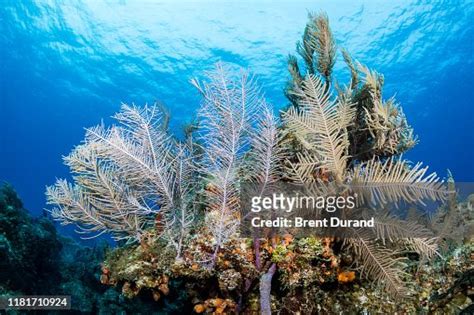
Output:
(46, 104), (197, 252)
(282, 74), (354, 183)
(191, 63), (280, 266)
(343, 228), (407, 296)
(282, 12), (449, 297)
(296, 12), (336, 84)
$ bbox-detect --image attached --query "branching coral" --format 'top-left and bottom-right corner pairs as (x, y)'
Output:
(296, 12), (336, 84)
(282, 12), (449, 298)
(191, 63), (280, 267)
(47, 104), (197, 253)
(247, 106), (286, 192)
(282, 74), (354, 183)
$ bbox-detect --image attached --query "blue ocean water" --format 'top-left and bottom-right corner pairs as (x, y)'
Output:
(1, 0), (473, 222)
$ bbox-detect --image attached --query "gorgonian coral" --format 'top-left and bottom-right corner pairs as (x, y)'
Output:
(45, 12), (467, 313)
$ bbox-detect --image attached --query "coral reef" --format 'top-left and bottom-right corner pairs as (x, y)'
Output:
(44, 12), (473, 314)
(0, 183), (182, 313)
(0, 183), (62, 294)
(100, 218), (473, 313)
